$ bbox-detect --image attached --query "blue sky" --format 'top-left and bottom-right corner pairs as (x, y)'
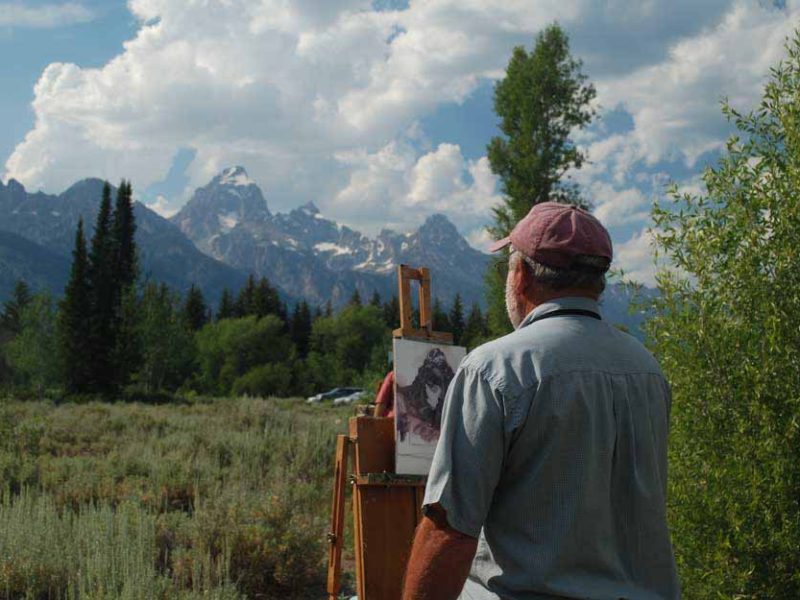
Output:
(1, 0), (796, 284)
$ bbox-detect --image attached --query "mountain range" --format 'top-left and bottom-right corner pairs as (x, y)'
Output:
(0, 166), (651, 333)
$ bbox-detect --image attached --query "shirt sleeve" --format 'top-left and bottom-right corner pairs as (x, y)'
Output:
(423, 363), (506, 538)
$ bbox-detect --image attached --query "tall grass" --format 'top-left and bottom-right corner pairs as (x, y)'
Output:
(0, 397), (349, 599)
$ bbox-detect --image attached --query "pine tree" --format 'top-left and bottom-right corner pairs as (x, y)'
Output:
(432, 298), (451, 332)
(235, 275), (257, 317)
(59, 220), (93, 393)
(290, 300), (312, 358)
(485, 24), (595, 336)
(111, 180), (140, 391)
(184, 284), (208, 331)
(463, 303), (488, 349)
(449, 293), (465, 345)
(314, 305), (323, 320)
(1, 280), (32, 335)
(382, 295), (400, 329)
(370, 290), (381, 308)
(113, 180), (137, 291)
(217, 288), (235, 320)
(325, 299), (333, 318)
(87, 182), (117, 393)
(253, 277), (279, 317)
(350, 288), (362, 307)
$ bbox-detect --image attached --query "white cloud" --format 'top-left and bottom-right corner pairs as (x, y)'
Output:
(333, 141), (501, 234)
(2, 0), (797, 259)
(614, 227), (658, 287)
(590, 182), (651, 228)
(145, 194), (179, 218)
(595, 1), (798, 174)
(0, 2), (93, 28)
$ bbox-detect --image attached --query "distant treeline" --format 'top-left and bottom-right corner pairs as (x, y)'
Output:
(0, 183), (489, 401)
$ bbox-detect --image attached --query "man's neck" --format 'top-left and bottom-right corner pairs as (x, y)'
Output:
(520, 289), (599, 319)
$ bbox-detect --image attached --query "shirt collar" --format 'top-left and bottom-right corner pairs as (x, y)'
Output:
(518, 296), (602, 330)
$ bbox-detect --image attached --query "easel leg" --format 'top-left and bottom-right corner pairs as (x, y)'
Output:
(327, 434), (351, 599)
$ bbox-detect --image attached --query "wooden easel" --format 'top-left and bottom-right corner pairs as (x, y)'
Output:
(326, 265), (452, 600)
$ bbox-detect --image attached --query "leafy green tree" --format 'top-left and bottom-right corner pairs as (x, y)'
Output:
(310, 305), (386, 380)
(194, 315), (294, 395)
(183, 284), (208, 331)
(485, 24), (596, 336)
(1, 280), (32, 335)
(87, 182), (117, 393)
(134, 283), (195, 395)
(217, 288), (235, 320)
(6, 294), (59, 398)
(59, 219), (93, 393)
(643, 34), (800, 598)
(449, 294), (465, 345)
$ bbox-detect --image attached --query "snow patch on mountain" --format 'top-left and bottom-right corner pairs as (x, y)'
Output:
(315, 242), (352, 255)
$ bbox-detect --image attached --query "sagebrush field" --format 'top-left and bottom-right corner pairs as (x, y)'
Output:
(0, 396), (353, 599)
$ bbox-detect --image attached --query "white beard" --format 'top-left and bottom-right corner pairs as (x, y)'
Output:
(505, 279), (525, 330)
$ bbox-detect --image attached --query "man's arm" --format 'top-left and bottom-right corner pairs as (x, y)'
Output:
(402, 503), (478, 600)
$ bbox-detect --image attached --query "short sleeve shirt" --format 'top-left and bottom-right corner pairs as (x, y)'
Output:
(423, 296), (680, 600)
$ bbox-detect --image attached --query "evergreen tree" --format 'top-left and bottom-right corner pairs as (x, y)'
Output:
(217, 288), (235, 320)
(382, 295), (400, 329)
(253, 277), (280, 318)
(290, 300), (312, 358)
(449, 293), (465, 345)
(462, 302), (488, 349)
(59, 220), (93, 393)
(350, 288), (362, 307)
(111, 180), (140, 391)
(324, 299), (333, 318)
(1, 280), (32, 335)
(87, 182), (117, 393)
(235, 275), (257, 317)
(112, 180), (137, 291)
(432, 298), (451, 332)
(369, 290), (382, 308)
(184, 284), (208, 331)
(485, 24), (595, 336)
(314, 305), (323, 320)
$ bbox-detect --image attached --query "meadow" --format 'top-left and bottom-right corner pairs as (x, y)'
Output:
(0, 396), (354, 599)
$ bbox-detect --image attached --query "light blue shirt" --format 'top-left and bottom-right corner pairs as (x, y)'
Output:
(424, 296), (680, 599)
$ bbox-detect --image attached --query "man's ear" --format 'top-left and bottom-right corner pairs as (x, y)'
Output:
(512, 255), (533, 296)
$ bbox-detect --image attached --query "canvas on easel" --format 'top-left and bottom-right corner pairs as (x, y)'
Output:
(393, 338), (465, 475)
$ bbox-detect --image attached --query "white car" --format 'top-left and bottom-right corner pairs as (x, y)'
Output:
(306, 387), (365, 404)
(333, 390), (368, 406)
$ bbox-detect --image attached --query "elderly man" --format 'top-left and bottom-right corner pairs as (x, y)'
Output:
(403, 202), (679, 600)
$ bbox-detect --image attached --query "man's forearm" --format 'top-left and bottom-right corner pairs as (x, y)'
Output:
(403, 506), (478, 600)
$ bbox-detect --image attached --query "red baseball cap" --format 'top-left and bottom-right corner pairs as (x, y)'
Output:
(488, 201), (612, 269)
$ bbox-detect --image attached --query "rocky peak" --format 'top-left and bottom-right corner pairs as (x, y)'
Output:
(215, 166), (254, 187)
(6, 178), (26, 197)
(298, 201), (320, 215)
(171, 167), (271, 248)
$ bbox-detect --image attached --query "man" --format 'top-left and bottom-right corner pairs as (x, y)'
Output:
(403, 202), (680, 600)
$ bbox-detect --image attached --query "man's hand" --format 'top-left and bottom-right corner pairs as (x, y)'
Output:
(402, 503), (478, 600)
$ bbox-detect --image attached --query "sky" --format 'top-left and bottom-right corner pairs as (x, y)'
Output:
(1, 0), (797, 285)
